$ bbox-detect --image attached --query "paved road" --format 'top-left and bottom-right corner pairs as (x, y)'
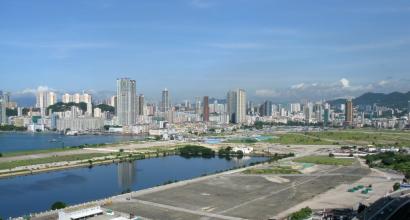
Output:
(133, 199), (248, 220)
(218, 166), (343, 215)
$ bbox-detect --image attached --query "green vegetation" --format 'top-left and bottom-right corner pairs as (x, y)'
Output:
(51, 201), (67, 210)
(0, 153), (2, 157)
(218, 147), (243, 158)
(95, 104), (115, 114)
(0, 153), (110, 170)
(178, 145), (215, 158)
(6, 108), (17, 117)
(264, 133), (334, 145)
(47, 102), (87, 113)
(243, 166), (301, 175)
(294, 155), (355, 166)
(0, 125), (26, 131)
(289, 207), (313, 220)
(226, 138), (258, 144)
(364, 152), (410, 178)
(393, 182), (401, 191)
(307, 131), (410, 147)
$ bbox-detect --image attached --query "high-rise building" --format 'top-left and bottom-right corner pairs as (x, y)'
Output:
(227, 89), (246, 124)
(36, 91), (57, 108)
(195, 97), (201, 114)
(62, 93), (72, 103)
(94, 107), (102, 118)
(138, 94), (144, 116)
(116, 78), (137, 126)
(345, 99), (353, 126)
(259, 101), (273, 116)
(0, 96), (6, 125)
(161, 88), (170, 112)
(303, 104), (312, 123)
(48, 92), (57, 106)
(110, 96), (117, 114)
(203, 96), (209, 122)
(81, 93), (92, 104)
(73, 93), (81, 103)
(323, 108), (330, 126)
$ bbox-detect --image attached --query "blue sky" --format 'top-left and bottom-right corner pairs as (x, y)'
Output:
(1, 0), (410, 102)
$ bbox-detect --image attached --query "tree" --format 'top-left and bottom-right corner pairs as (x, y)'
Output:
(51, 201), (66, 210)
(289, 207), (312, 220)
(95, 104), (115, 114)
(0, 153), (2, 157)
(6, 108), (17, 117)
(393, 182), (401, 191)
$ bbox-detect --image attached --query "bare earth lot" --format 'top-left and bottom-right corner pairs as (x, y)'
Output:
(96, 161), (399, 220)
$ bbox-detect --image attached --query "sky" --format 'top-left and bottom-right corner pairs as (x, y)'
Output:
(1, 0), (410, 103)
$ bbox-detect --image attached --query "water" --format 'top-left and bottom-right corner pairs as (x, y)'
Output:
(0, 132), (144, 153)
(0, 155), (267, 218)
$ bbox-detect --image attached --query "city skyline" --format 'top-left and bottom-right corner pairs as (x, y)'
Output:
(1, 0), (410, 101)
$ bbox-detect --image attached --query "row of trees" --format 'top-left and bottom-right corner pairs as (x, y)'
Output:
(365, 152), (410, 179)
(0, 125), (26, 131)
(178, 145), (215, 158)
(47, 102), (115, 114)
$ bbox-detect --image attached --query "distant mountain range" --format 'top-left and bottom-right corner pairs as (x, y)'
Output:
(329, 91), (410, 109)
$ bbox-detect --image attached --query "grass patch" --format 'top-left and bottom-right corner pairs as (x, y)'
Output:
(0, 153), (112, 170)
(2, 147), (77, 157)
(263, 133), (334, 145)
(307, 131), (410, 147)
(294, 155), (355, 166)
(226, 138), (258, 144)
(364, 152), (410, 178)
(243, 166), (301, 175)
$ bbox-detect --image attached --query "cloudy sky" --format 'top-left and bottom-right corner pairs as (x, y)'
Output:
(1, 0), (410, 103)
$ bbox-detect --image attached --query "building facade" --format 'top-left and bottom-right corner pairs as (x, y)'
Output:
(116, 78), (137, 126)
(161, 88), (170, 112)
(227, 89), (246, 124)
(203, 96), (209, 122)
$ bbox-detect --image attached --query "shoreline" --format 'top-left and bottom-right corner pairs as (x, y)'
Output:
(0, 151), (178, 180)
(0, 150), (271, 180)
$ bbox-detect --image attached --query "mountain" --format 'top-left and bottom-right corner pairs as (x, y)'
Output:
(329, 91), (410, 109)
(11, 93), (36, 107)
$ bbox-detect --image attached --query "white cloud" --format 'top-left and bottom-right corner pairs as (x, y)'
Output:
(19, 86), (55, 94)
(378, 80), (389, 86)
(340, 78), (350, 88)
(291, 83), (305, 89)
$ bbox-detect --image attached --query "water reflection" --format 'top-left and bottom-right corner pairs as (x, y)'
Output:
(117, 161), (136, 193)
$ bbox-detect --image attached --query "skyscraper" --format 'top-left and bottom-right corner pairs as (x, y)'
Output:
(195, 97), (201, 114)
(161, 88), (170, 112)
(227, 89), (247, 124)
(116, 78), (136, 126)
(259, 100), (273, 116)
(345, 99), (353, 126)
(62, 93), (72, 103)
(203, 96), (209, 122)
(138, 94), (144, 116)
(0, 95), (6, 125)
(36, 91), (57, 108)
